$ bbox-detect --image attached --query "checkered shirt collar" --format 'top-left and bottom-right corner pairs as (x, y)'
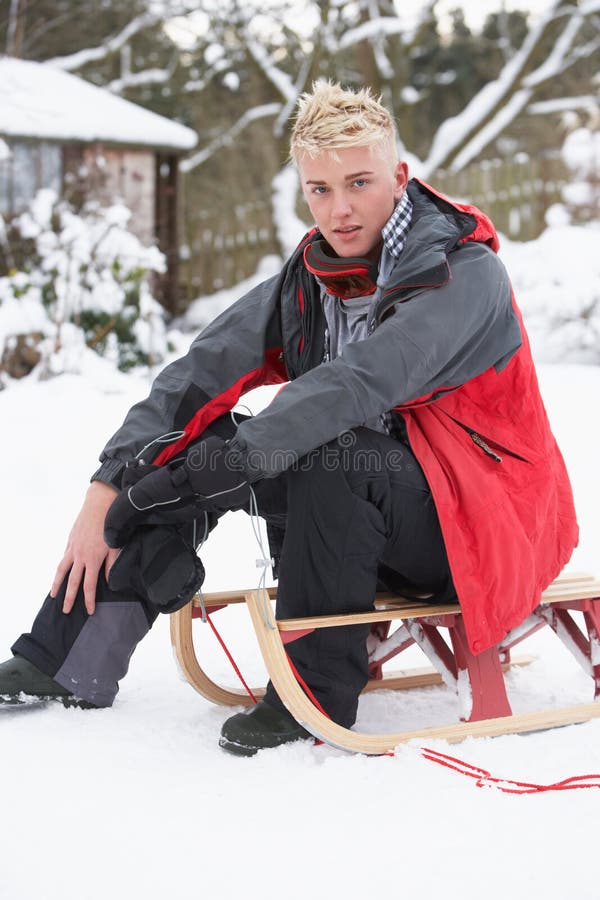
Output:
(381, 191), (413, 258)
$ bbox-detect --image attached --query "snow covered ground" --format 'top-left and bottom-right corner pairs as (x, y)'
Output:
(2, 230), (600, 899)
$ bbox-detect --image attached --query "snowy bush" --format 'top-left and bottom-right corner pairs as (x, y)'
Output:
(501, 222), (600, 364)
(560, 127), (600, 223)
(0, 189), (169, 383)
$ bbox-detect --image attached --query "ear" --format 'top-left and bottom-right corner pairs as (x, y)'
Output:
(393, 161), (409, 201)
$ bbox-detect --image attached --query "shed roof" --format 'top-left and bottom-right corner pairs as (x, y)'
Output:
(0, 56), (197, 152)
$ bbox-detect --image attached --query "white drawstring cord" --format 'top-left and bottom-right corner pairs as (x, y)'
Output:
(134, 430), (186, 462)
(178, 408), (274, 629)
(192, 511), (210, 622)
(230, 406), (254, 427)
(191, 493), (274, 629)
(248, 485), (277, 631)
(230, 407), (275, 628)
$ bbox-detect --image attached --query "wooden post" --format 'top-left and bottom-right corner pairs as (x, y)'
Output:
(154, 153), (181, 316)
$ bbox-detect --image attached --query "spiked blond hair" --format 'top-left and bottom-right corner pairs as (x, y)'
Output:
(290, 81), (398, 165)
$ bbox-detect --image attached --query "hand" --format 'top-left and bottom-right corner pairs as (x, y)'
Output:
(104, 436), (250, 548)
(51, 481), (120, 616)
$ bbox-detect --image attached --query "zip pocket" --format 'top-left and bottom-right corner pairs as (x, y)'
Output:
(443, 413), (531, 464)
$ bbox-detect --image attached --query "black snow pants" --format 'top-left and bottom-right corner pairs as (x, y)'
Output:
(13, 427), (455, 726)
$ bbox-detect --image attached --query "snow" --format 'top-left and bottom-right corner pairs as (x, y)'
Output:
(562, 128), (600, 179)
(499, 222), (600, 363)
(0, 57), (197, 150)
(222, 71), (241, 92)
(2, 225), (600, 899)
(181, 255), (282, 329)
(271, 164), (310, 258)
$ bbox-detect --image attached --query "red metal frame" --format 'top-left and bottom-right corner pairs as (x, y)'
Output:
(198, 593), (600, 725)
(364, 595), (600, 723)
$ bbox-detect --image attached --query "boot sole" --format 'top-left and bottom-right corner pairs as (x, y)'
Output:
(218, 730), (311, 757)
(218, 736), (259, 757)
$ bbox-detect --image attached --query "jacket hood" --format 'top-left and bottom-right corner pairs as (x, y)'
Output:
(413, 178), (500, 252)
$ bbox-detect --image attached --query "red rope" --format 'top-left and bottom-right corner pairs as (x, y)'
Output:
(284, 652), (330, 745)
(419, 746), (600, 794)
(206, 613), (258, 704)
(283, 654), (600, 792)
(284, 652), (331, 718)
(205, 614), (600, 792)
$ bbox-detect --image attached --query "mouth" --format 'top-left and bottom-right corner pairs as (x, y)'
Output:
(333, 225), (361, 239)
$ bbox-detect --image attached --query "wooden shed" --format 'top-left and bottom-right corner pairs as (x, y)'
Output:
(0, 56), (197, 314)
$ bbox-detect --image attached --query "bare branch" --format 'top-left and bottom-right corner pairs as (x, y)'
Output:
(45, 11), (164, 71)
(6, 0), (20, 55)
(21, 9), (73, 55)
(450, 90), (531, 172)
(106, 63), (176, 94)
(183, 59), (232, 94)
(366, 0), (394, 81)
(181, 103), (282, 171)
(528, 95), (599, 115)
(338, 15), (408, 50)
(273, 55), (313, 137)
(245, 37), (297, 103)
(523, 8), (587, 88)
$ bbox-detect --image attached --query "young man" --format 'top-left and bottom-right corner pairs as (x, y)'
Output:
(0, 82), (578, 756)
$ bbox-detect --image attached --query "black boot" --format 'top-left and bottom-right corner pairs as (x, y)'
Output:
(219, 700), (311, 756)
(0, 656), (97, 709)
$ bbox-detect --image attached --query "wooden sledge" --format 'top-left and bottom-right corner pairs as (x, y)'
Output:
(170, 571), (600, 754)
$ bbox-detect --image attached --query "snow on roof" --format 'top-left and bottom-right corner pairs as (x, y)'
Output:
(0, 56), (197, 152)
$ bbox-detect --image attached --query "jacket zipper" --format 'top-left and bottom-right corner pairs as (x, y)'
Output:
(442, 411), (531, 464)
(470, 431), (502, 462)
(298, 272), (314, 371)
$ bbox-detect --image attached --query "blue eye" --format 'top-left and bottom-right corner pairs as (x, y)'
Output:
(312, 186), (327, 195)
(354, 178), (368, 187)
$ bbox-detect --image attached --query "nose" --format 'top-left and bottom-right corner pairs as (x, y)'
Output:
(331, 191), (352, 220)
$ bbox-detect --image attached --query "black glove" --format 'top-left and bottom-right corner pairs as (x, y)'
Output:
(104, 435), (250, 548)
(108, 525), (205, 613)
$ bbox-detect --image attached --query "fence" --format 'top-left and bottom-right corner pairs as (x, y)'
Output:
(179, 196), (280, 307)
(178, 153), (570, 308)
(433, 154), (569, 241)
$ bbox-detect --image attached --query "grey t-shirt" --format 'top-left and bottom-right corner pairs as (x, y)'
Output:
(321, 246), (397, 433)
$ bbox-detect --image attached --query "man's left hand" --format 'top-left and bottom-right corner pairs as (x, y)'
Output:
(104, 435), (250, 548)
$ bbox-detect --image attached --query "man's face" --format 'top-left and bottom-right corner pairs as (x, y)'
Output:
(298, 145), (408, 259)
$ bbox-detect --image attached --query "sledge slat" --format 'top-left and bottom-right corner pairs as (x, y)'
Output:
(245, 588), (600, 753)
(191, 578), (600, 634)
(541, 581), (600, 602)
(273, 581), (600, 633)
(362, 655), (535, 692)
(196, 586), (278, 607)
(193, 588), (426, 609)
(276, 603), (461, 631)
(552, 571), (595, 584)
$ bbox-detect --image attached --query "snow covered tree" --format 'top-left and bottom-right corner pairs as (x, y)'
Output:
(2, 0), (597, 293)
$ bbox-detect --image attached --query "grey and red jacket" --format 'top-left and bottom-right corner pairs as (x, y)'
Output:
(93, 179), (578, 654)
